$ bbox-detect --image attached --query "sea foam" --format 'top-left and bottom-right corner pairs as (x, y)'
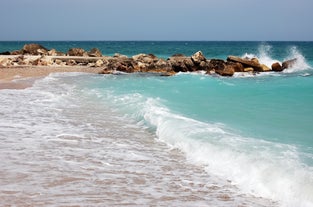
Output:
(104, 89), (313, 207)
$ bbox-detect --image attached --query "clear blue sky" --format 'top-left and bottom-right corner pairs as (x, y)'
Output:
(1, 0), (312, 41)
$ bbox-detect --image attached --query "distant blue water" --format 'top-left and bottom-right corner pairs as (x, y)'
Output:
(1, 41), (313, 61)
(1, 41), (313, 206)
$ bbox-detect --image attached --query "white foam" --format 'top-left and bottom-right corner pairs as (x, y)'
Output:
(114, 94), (313, 207)
(241, 44), (311, 74)
(282, 46), (311, 73)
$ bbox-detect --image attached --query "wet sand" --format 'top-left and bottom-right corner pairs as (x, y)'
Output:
(0, 66), (103, 89)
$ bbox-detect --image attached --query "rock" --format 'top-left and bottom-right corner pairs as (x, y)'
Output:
(23, 56), (40, 65)
(105, 57), (134, 73)
(244, 67), (254, 72)
(227, 56), (262, 71)
(260, 64), (271, 72)
(167, 55), (191, 72)
(95, 59), (104, 67)
(67, 48), (86, 56)
(271, 62), (283, 72)
(23, 44), (48, 55)
(215, 65), (235, 76)
(0, 51), (10, 55)
(132, 54), (158, 67)
(251, 58), (260, 64)
(87, 62), (96, 67)
(54, 59), (64, 65)
(191, 51), (206, 65)
(184, 58), (196, 71)
(208, 59), (226, 71)
(0, 57), (11, 67)
(226, 62), (244, 72)
(209, 59), (235, 76)
(11, 50), (23, 55)
(282, 58), (297, 69)
(48, 49), (65, 56)
(66, 59), (77, 66)
(48, 49), (58, 56)
(198, 60), (211, 71)
(88, 48), (102, 57)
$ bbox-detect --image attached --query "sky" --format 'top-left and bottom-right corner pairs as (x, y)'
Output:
(0, 0), (312, 41)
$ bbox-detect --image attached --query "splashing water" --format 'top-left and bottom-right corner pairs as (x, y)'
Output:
(283, 46), (311, 73)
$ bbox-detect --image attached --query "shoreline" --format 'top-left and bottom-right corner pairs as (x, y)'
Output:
(0, 66), (103, 89)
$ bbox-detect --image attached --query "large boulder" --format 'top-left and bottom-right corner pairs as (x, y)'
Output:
(227, 56), (263, 71)
(208, 59), (226, 71)
(215, 65), (235, 76)
(105, 57), (134, 73)
(271, 62), (283, 72)
(208, 59), (234, 76)
(226, 61), (244, 72)
(282, 58), (297, 69)
(88, 48), (102, 57)
(22, 44), (48, 55)
(167, 55), (194, 72)
(132, 53), (158, 65)
(260, 64), (271, 72)
(67, 48), (87, 56)
(191, 51), (206, 65)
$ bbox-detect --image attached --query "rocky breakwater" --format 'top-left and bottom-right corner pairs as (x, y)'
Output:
(0, 43), (298, 77)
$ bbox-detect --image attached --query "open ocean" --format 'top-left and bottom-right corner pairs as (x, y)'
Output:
(1, 41), (313, 206)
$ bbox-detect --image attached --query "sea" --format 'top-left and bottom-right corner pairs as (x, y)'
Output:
(0, 41), (313, 207)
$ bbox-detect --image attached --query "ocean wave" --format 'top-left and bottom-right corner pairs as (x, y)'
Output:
(103, 90), (313, 207)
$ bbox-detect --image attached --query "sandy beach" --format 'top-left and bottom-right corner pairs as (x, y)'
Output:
(0, 66), (103, 89)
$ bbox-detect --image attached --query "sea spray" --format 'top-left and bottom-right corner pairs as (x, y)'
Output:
(283, 46), (311, 73)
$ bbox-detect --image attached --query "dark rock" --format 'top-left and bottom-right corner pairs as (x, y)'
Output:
(226, 61), (244, 72)
(282, 58), (297, 69)
(67, 48), (86, 56)
(105, 57), (134, 73)
(88, 48), (102, 57)
(272, 62), (283, 72)
(0, 51), (10, 55)
(167, 55), (191, 72)
(23, 44), (48, 55)
(215, 65), (235, 76)
(208, 59), (235, 76)
(198, 60), (211, 71)
(208, 59), (226, 71)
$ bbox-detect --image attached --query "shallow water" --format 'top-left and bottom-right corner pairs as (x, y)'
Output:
(0, 74), (276, 206)
(1, 41), (313, 206)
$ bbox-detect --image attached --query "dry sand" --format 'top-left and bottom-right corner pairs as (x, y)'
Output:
(0, 66), (104, 89)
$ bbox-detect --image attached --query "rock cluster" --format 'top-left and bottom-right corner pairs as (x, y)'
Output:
(0, 43), (297, 76)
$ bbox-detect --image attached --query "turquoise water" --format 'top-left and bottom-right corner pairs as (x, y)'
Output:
(1, 41), (313, 206)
